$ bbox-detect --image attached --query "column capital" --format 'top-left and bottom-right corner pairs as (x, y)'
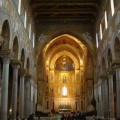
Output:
(19, 69), (26, 76)
(106, 67), (114, 75)
(25, 73), (32, 80)
(0, 49), (14, 64)
(11, 60), (21, 69)
(111, 60), (120, 69)
(100, 73), (108, 80)
(0, 49), (14, 57)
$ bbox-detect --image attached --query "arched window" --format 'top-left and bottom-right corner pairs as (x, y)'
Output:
(110, 0), (115, 16)
(24, 11), (27, 28)
(33, 33), (35, 48)
(29, 24), (31, 39)
(96, 33), (98, 48)
(18, 0), (21, 14)
(62, 86), (67, 96)
(105, 11), (108, 29)
(100, 24), (102, 40)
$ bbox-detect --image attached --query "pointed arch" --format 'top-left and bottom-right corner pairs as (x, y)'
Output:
(36, 33), (94, 63)
(50, 51), (79, 70)
(13, 36), (19, 59)
(107, 48), (112, 67)
(21, 49), (25, 68)
(102, 57), (106, 73)
(114, 37), (120, 61)
(1, 20), (10, 49)
(26, 57), (30, 72)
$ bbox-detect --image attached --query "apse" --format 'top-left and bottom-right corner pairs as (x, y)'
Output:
(37, 34), (94, 113)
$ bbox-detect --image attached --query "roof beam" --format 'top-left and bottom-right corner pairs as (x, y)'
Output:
(33, 8), (96, 11)
(36, 16), (94, 20)
(36, 18), (93, 21)
(36, 19), (94, 24)
(35, 11), (96, 16)
(31, 2), (98, 7)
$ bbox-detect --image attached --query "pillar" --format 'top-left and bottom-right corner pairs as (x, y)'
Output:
(34, 85), (37, 113)
(33, 85), (37, 115)
(101, 75), (109, 118)
(11, 61), (20, 120)
(25, 74), (31, 117)
(115, 65), (120, 118)
(19, 69), (26, 119)
(29, 80), (35, 115)
(101, 80), (105, 116)
(107, 70), (114, 118)
(30, 83), (34, 114)
(0, 55), (11, 120)
(0, 85), (1, 110)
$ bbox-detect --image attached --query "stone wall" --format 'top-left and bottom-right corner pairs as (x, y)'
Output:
(0, 1), (37, 118)
(0, 0), (36, 79)
(35, 22), (96, 61)
(95, 0), (120, 119)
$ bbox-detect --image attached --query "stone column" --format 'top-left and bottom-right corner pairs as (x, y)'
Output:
(25, 74), (31, 117)
(100, 74), (109, 118)
(101, 81), (104, 117)
(34, 85), (37, 113)
(0, 64), (2, 111)
(0, 55), (11, 120)
(11, 60), (20, 120)
(33, 86), (37, 115)
(19, 69), (26, 119)
(0, 36), (3, 111)
(107, 67), (114, 118)
(30, 80), (35, 115)
(30, 83), (34, 114)
(114, 64), (120, 118)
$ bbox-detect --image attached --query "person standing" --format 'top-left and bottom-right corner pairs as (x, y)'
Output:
(61, 114), (65, 120)
(38, 113), (41, 120)
(57, 113), (61, 120)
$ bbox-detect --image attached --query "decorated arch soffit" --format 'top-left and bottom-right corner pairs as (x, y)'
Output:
(44, 34), (87, 54)
(50, 51), (79, 70)
(46, 44), (83, 64)
(36, 33), (94, 63)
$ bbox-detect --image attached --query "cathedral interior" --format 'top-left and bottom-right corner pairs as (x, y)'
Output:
(0, 0), (120, 119)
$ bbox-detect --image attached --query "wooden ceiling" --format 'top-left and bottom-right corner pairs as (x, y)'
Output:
(30, 0), (101, 24)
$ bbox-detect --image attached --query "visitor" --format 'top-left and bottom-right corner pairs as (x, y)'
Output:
(78, 112), (82, 120)
(68, 114), (72, 120)
(71, 114), (75, 120)
(81, 113), (86, 120)
(61, 114), (65, 120)
(65, 113), (68, 120)
(38, 113), (41, 120)
(57, 113), (61, 120)
(75, 113), (78, 120)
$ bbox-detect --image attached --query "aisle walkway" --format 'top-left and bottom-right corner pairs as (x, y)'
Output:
(34, 117), (57, 120)
(16, 116), (116, 120)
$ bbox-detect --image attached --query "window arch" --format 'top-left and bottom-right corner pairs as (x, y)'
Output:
(96, 33), (98, 48)
(100, 24), (102, 40)
(33, 33), (35, 48)
(29, 24), (31, 39)
(110, 0), (115, 16)
(18, 0), (21, 14)
(105, 11), (108, 29)
(62, 86), (67, 96)
(24, 11), (27, 28)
